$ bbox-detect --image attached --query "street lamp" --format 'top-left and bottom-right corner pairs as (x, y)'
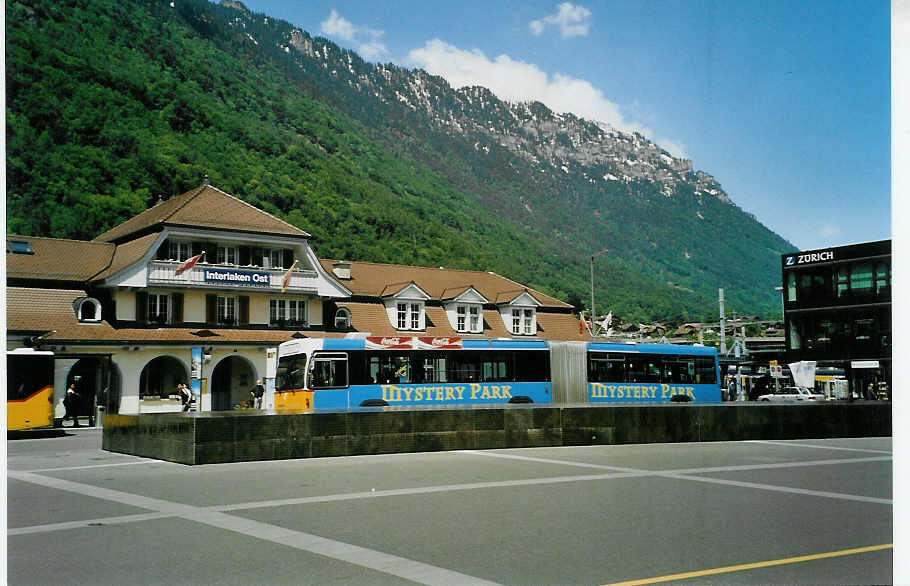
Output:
(590, 249), (609, 337)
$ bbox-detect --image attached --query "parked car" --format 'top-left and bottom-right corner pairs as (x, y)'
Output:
(757, 386), (825, 401)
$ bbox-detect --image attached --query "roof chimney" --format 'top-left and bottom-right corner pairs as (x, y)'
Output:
(332, 260), (351, 280)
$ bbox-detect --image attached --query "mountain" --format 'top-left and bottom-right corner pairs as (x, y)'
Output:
(5, 0), (794, 323)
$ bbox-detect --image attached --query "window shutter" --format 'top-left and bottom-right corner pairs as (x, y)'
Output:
(172, 293), (184, 324)
(239, 296), (250, 326)
(206, 294), (217, 324)
(136, 292), (148, 323)
(239, 246), (251, 266)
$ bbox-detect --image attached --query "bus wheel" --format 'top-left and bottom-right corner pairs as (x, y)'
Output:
(359, 399), (388, 407)
(508, 396), (534, 404)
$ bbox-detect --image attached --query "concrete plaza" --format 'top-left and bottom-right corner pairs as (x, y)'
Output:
(8, 429), (892, 585)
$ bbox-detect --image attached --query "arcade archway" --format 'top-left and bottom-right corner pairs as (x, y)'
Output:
(210, 356), (257, 411)
(139, 356), (189, 400)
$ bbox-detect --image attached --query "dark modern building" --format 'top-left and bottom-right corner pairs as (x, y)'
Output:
(782, 239), (891, 399)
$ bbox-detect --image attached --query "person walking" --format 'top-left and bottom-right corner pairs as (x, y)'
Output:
(179, 383), (193, 412)
(64, 383), (81, 427)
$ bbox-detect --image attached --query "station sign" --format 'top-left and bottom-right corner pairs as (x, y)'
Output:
(203, 268), (271, 287)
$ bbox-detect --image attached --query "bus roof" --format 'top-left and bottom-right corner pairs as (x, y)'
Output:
(588, 342), (717, 356)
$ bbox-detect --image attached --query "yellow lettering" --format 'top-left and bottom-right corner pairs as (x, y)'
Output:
(633, 387), (641, 399)
(456, 386), (465, 400)
(470, 383), (481, 399)
(502, 385), (512, 398)
(480, 386), (491, 399)
(445, 387), (455, 400)
(687, 386), (695, 398)
(489, 386), (500, 399)
(661, 384), (670, 399)
(416, 389), (424, 401)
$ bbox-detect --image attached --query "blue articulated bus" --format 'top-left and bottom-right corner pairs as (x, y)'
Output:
(275, 337), (720, 410)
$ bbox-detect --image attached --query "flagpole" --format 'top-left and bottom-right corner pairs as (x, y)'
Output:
(589, 249), (608, 338)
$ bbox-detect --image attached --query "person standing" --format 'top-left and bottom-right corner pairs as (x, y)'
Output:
(64, 383), (81, 427)
(250, 379), (265, 409)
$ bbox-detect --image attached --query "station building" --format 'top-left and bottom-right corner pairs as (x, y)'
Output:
(781, 239), (891, 399)
(6, 184), (584, 424)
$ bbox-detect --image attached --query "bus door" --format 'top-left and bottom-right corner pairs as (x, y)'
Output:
(308, 352), (350, 408)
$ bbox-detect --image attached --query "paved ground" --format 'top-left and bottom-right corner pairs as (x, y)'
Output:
(7, 429), (892, 585)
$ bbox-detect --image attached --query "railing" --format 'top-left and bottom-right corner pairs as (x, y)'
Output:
(148, 261), (318, 292)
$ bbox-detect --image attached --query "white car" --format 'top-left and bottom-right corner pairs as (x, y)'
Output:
(758, 386), (825, 401)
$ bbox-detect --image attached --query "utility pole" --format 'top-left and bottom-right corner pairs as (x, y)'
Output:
(718, 288), (727, 355)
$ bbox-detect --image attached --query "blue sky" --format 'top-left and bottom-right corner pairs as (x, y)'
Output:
(239, 0), (891, 252)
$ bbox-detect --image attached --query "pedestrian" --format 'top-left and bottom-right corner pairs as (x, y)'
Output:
(64, 383), (81, 427)
(250, 379), (265, 409)
(179, 383), (193, 412)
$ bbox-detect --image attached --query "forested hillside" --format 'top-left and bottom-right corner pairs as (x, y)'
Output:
(6, 0), (793, 322)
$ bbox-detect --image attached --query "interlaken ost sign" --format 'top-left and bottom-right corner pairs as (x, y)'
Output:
(203, 268), (271, 287)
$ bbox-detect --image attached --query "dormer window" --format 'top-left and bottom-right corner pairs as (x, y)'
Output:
(396, 302), (422, 330)
(75, 297), (102, 323)
(335, 307), (351, 328)
(497, 290), (541, 337)
(512, 309), (535, 335)
(383, 282), (429, 331)
(456, 304), (482, 333)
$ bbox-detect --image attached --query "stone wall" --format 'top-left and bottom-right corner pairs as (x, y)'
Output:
(102, 403), (892, 465)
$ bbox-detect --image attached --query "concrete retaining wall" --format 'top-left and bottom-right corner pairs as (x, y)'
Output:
(102, 402), (891, 465)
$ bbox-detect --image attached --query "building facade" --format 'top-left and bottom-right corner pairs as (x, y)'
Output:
(6, 184), (584, 424)
(782, 239), (891, 399)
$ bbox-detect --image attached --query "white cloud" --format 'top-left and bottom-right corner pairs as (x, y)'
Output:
(656, 137), (688, 160)
(408, 39), (636, 132)
(320, 10), (356, 42)
(529, 3), (592, 39)
(819, 224), (841, 238)
(319, 10), (388, 61)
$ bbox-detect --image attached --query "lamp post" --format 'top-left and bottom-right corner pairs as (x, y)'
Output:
(590, 249), (609, 337)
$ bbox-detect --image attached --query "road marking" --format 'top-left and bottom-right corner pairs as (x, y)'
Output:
(15, 460), (169, 473)
(749, 439), (892, 454)
(602, 543), (893, 585)
(7, 470), (501, 585)
(8, 512), (173, 535)
(460, 450), (892, 504)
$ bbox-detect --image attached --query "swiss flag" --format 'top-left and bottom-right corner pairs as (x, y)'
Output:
(175, 252), (204, 275)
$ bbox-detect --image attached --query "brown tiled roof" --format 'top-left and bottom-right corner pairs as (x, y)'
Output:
(6, 236), (115, 282)
(93, 184), (310, 243)
(91, 232), (161, 281)
(335, 301), (583, 341)
(321, 260), (570, 308)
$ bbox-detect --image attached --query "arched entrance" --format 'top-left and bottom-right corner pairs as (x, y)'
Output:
(210, 356), (257, 411)
(139, 356), (189, 400)
(65, 357), (112, 427)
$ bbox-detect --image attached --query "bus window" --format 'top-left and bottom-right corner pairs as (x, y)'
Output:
(662, 357), (696, 384)
(276, 356), (307, 391)
(422, 356), (448, 383)
(369, 353), (411, 384)
(449, 352), (480, 383)
(627, 355), (660, 383)
(588, 353), (625, 383)
(695, 357), (717, 384)
(309, 353), (348, 389)
(481, 352), (511, 382)
(516, 350), (550, 382)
